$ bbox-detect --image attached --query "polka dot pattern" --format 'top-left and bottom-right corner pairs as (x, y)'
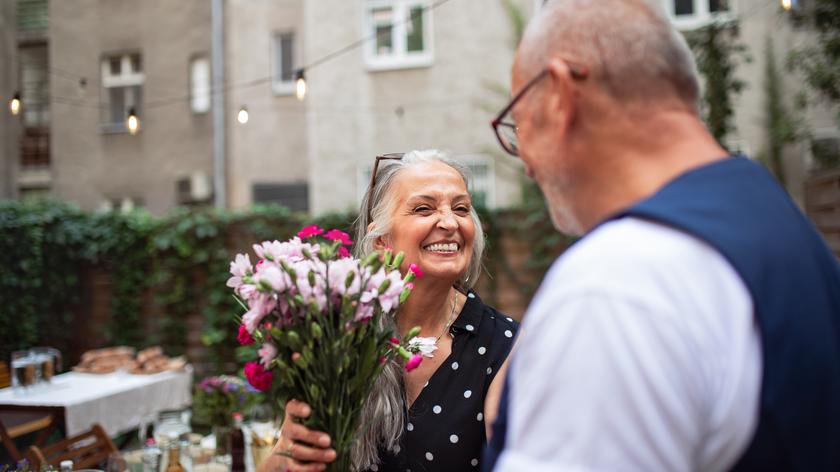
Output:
(364, 289), (519, 472)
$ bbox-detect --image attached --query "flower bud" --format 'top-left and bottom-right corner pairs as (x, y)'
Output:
(378, 278), (392, 295)
(405, 326), (421, 340)
(311, 322), (323, 340)
(391, 252), (405, 269)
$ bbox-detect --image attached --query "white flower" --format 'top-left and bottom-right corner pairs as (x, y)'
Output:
(408, 336), (439, 358)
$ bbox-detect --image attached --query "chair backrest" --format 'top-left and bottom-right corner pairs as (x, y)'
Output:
(0, 361), (10, 389)
(26, 424), (117, 470)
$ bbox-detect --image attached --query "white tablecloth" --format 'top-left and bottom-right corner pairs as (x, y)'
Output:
(0, 368), (193, 436)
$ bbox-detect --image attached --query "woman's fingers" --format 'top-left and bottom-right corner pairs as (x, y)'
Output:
(283, 460), (327, 472)
(284, 441), (337, 464)
(285, 399), (312, 420)
(285, 422), (332, 448)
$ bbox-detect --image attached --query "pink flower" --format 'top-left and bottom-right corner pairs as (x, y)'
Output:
(338, 246), (351, 258)
(258, 343), (278, 367)
(226, 254), (253, 289)
(405, 354), (423, 372)
(237, 325), (255, 346)
(298, 225), (325, 239)
(409, 263), (423, 279)
(244, 362), (273, 391)
(324, 229), (353, 246)
(254, 264), (290, 292)
(406, 282), (415, 290)
(242, 293), (277, 333)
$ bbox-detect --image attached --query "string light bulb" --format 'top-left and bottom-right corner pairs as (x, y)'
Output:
(295, 69), (307, 101)
(781, 0), (793, 11)
(9, 92), (21, 116)
(237, 106), (249, 124)
(126, 107), (140, 135)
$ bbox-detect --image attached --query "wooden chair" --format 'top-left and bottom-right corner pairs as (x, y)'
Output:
(0, 410), (56, 462)
(0, 361), (10, 389)
(26, 424), (117, 470)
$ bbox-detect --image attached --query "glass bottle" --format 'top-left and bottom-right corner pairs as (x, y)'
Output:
(230, 412), (245, 472)
(165, 445), (184, 472)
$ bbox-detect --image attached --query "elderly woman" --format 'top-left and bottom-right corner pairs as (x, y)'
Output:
(259, 150), (518, 471)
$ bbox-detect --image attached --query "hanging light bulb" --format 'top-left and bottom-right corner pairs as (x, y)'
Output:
(295, 69), (307, 101)
(781, 0), (793, 11)
(126, 107), (140, 135)
(9, 92), (21, 116)
(237, 106), (249, 124)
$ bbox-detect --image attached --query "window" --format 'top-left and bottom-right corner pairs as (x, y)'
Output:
(272, 33), (295, 95)
(457, 156), (495, 209)
(253, 183), (309, 212)
(668, 0), (732, 29)
(190, 56), (210, 114)
(364, 0), (433, 70)
(101, 52), (144, 132)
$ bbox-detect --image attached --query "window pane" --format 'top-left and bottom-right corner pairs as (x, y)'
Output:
(281, 34), (294, 82)
(191, 57), (210, 113)
(109, 87), (126, 123)
(109, 57), (121, 76)
(709, 0), (728, 12)
(372, 8), (393, 56)
(130, 53), (142, 73)
(406, 6), (424, 53)
(674, 0), (694, 15)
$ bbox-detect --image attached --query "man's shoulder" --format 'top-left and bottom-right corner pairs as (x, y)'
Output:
(533, 217), (747, 315)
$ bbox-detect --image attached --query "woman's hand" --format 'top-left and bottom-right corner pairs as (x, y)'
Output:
(257, 399), (337, 472)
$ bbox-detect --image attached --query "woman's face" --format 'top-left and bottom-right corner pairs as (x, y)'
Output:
(377, 161), (476, 284)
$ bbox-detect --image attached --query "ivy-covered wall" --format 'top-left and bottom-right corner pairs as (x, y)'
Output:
(0, 199), (567, 375)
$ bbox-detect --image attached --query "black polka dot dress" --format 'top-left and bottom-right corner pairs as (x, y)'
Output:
(370, 290), (519, 472)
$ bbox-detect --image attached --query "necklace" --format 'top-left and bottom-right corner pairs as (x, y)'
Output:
(406, 291), (460, 359)
(435, 291), (459, 344)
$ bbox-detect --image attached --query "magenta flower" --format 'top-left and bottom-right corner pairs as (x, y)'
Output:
(325, 229), (353, 246)
(237, 325), (255, 346)
(338, 246), (351, 258)
(405, 354), (423, 372)
(298, 225), (325, 239)
(409, 263), (423, 279)
(244, 362), (273, 391)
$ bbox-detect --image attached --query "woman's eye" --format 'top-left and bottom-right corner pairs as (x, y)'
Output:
(455, 206), (470, 213)
(414, 206), (432, 213)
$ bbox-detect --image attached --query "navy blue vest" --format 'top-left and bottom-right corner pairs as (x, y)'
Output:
(484, 157), (840, 471)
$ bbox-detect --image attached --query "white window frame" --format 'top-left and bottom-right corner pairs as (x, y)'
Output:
(456, 155), (496, 209)
(190, 56), (210, 114)
(665, 0), (736, 30)
(363, 0), (434, 71)
(272, 32), (296, 95)
(100, 52), (145, 132)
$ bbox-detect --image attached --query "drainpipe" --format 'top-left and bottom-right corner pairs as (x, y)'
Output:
(211, 0), (226, 209)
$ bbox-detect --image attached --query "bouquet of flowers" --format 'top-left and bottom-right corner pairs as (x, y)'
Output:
(228, 225), (424, 471)
(193, 375), (260, 427)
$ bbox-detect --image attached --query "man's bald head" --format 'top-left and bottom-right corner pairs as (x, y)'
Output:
(517, 0), (700, 113)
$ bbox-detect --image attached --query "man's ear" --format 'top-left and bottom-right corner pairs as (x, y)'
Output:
(545, 57), (579, 129)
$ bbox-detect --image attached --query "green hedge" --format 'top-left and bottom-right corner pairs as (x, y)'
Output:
(0, 197), (566, 372)
(0, 200), (356, 371)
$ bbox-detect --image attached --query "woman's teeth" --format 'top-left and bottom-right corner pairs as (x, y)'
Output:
(424, 243), (459, 253)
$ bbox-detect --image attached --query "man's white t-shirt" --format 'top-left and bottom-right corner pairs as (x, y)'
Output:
(495, 218), (762, 472)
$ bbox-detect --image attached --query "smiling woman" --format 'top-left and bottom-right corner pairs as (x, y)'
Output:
(257, 150), (519, 472)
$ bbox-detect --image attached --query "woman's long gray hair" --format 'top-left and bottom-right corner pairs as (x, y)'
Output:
(349, 149), (486, 470)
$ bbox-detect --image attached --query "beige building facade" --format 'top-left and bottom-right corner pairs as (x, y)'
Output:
(2, 0), (837, 215)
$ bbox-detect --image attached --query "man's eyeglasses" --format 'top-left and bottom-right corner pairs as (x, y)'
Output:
(491, 62), (589, 157)
(366, 152), (405, 222)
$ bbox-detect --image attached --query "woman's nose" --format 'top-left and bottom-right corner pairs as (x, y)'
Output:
(437, 210), (458, 230)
